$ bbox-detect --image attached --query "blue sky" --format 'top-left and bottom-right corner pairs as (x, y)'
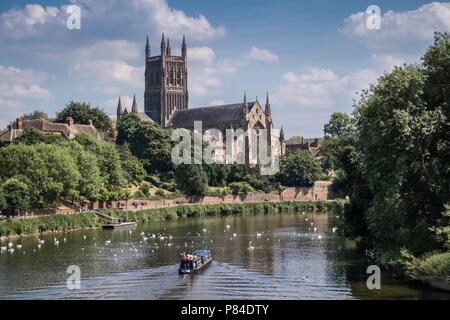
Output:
(0, 0), (449, 137)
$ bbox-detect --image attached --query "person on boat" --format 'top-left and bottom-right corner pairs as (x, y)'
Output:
(181, 252), (190, 269)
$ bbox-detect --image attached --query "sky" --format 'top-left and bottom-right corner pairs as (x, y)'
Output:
(0, 0), (449, 137)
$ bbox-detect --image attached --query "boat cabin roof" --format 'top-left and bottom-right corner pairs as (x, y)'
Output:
(192, 250), (210, 257)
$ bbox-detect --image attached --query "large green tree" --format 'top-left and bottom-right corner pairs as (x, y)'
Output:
(175, 164), (208, 196)
(342, 32), (450, 259)
(56, 101), (113, 135)
(1, 178), (30, 215)
(116, 114), (174, 178)
(278, 150), (322, 187)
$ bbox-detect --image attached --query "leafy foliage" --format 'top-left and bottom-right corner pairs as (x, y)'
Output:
(56, 101), (113, 135)
(331, 32), (450, 264)
(278, 150), (323, 187)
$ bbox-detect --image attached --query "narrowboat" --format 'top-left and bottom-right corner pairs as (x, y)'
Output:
(178, 250), (212, 274)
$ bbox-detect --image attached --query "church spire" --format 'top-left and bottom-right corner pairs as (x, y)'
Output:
(117, 96), (123, 120)
(243, 92), (248, 114)
(145, 35), (150, 59)
(265, 92), (271, 115)
(182, 35), (187, 57)
(161, 33), (165, 55)
(166, 38), (171, 56)
(132, 94), (138, 113)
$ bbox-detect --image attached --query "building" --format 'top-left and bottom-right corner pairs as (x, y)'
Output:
(0, 117), (102, 144)
(140, 34), (283, 164)
(285, 137), (324, 156)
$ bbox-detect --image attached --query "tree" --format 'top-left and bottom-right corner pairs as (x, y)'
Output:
(229, 182), (253, 195)
(127, 121), (174, 177)
(74, 132), (125, 190)
(342, 32), (450, 259)
(288, 135), (303, 141)
(0, 189), (6, 211)
(278, 150), (322, 187)
(323, 112), (355, 139)
(116, 113), (142, 145)
(122, 159), (146, 184)
(22, 110), (49, 121)
(204, 163), (229, 187)
(175, 164), (208, 196)
(13, 127), (65, 145)
(56, 101), (113, 135)
(1, 178), (30, 215)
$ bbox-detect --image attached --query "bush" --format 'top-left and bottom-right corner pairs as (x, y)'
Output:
(133, 190), (146, 199)
(229, 182), (253, 195)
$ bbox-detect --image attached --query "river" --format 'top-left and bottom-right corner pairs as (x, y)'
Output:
(0, 212), (448, 299)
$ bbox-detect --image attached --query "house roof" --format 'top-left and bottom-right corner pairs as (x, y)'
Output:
(167, 102), (255, 128)
(0, 119), (102, 142)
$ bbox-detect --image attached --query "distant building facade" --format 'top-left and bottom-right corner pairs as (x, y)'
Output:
(285, 137), (324, 156)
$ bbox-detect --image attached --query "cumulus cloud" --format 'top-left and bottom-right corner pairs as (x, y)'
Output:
(0, 65), (52, 100)
(340, 2), (450, 53)
(70, 59), (144, 88)
(0, 0), (225, 45)
(0, 65), (53, 128)
(188, 45), (279, 98)
(245, 46), (279, 62)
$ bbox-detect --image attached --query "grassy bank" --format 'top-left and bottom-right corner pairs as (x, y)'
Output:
(108, 200), (347, 223)
(0, 212), (102, 238)
(0, 200), (346, 238)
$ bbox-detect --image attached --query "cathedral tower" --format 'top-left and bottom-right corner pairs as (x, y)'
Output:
(144, 34), (189, 127)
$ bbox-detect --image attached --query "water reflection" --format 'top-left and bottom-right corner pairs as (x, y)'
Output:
(0, 213), (448, 299)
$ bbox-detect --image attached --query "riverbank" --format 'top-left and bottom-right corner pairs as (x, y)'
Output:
(400, 251), (450, 292)
(0, 200), (346, 240)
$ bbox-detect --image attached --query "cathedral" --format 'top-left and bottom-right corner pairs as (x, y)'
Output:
(114, 34), (285, 164)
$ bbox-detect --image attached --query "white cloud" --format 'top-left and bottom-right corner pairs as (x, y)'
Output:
(0, 0), (225, 44)
(371, 53), (406, 73)
(70, 60), (144, 88)
(340, 2), (450, 53)
(0, 65), (53, 129)
(245, 46), (279, 62)
(274, 69), (349, 107)
(0, 65), (52, 100)
(0, 4), (63, 40)
(188, 45), (279, 98)
(76, 40), (141, 61)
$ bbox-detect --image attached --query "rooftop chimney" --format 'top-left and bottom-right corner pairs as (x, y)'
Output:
(66, 116), (74, 126)
(16, 118), (23, 130)
(88, 119), (93, 126)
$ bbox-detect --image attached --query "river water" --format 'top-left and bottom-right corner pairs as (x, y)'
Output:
(0, 212), (448, 299)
